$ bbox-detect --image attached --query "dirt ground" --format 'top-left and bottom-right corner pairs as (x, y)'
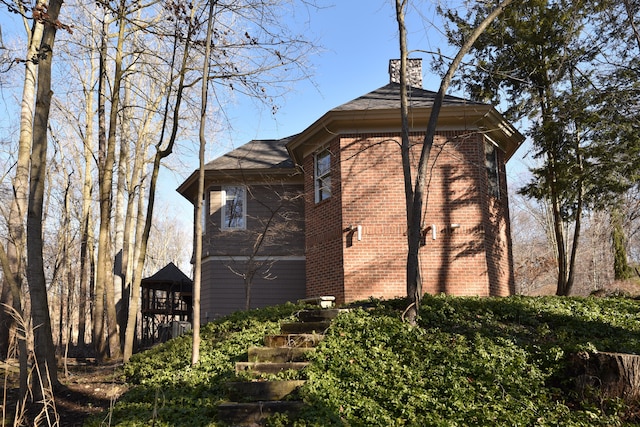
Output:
(2, 358), (128, 427)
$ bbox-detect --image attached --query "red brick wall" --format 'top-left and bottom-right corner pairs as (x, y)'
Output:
(304, 137), (345, 301)
(304, 130), (515, 304)
(340, 134), (410, 302)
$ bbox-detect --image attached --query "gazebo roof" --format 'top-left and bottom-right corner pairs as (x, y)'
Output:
(141, 262), (192, 293)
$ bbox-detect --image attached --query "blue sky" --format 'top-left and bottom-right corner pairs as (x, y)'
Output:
(216, 1), (451, 146)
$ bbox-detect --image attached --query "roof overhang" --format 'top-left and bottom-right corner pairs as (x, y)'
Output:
(176, 167), (302, 204)
(286, 104), (525, 165)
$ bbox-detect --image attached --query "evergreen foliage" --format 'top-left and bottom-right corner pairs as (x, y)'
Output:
(437, 0), (640, 295)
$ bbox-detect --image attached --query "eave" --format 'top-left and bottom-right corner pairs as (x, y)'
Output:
(286, 104), (525, 164)
(177, 167), (302, 205)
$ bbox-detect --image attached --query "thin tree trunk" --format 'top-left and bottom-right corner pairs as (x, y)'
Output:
(395, 0), (413, 223)
(565, 124), (585, 295)
(78, 64), (96, 349)
(193, 0), (218, 365)
(120, 73), (162, 357)
(405, 0), (514, 322)
(93, 14), (109, 361)
(104, 5), (127, 360)
(27, 0), (65, 392)
(114, 72), (132, 346)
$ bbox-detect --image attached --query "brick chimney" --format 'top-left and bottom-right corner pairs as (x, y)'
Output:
(389, 58), (423, 88)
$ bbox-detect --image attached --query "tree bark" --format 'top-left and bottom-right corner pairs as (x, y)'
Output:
(93, 14), (109, 361)
(405, 0), (514, 323)
(192, 0), (217, 365)
(572, 351), (640, 401)
(77, 49), (97, 350)
(0, 237), (28, 400)
(27, 0), (65, 391)
(0, 0), (46, 360)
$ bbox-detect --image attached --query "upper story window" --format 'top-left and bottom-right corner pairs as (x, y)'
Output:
(222, 185), (246, 229)
(314, 147), (331, 203)
(485, 141), (500, 198)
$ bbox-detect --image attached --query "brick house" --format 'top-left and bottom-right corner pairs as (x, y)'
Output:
(178, 59), (524, 320)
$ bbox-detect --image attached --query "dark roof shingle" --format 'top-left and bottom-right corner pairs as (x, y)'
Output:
(331, 83), (484, 112)
(204, 136), (295, 171)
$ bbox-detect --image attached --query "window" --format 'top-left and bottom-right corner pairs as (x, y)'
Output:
(221, 185), (246, 229)
(314, 148), (331, 203)
(201, 191), (207, 233)
(485, 141), (500, 198)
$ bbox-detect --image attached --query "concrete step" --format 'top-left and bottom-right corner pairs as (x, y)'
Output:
(280, 321), (331, 335)
(247, 346), (314, 363)
(235, 361), (309, 375)
(225, 380), (305, 402)
(298, 295), (335, 308)
(297, 308), (348, 323)
(264, 333), (324, 348)
(218, 400), (304, 425)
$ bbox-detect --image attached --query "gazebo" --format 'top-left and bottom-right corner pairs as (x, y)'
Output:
(140, 262), (193, 344)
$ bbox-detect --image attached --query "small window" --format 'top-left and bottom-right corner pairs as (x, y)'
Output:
(221, 185), (246, 229)
(314, 148), (331, 203)
(201, 192), (207, 233)
(485, 141), (500, 198)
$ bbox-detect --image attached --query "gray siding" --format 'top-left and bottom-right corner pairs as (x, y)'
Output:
(201, 258), (306, 320)
(203, 183), (305, 257)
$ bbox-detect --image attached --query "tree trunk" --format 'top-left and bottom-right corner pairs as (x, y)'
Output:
(27, 0), (65, 392)
(193, 0), (217, 365)
(113, 71), (132, 347)
(611, 205), (631, 280)
(121, 12), (193, 363)
(93, 14), (109, 361)
(78, 59), (96, 349)
(572, 351), (640, 401)
(0, 239), (28, 400)
(404, 0), (514, 323)
(0, 0), (46, 360)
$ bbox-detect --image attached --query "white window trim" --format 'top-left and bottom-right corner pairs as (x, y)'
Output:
(221, 185), (247, 230)
(314, 147), (331, 203)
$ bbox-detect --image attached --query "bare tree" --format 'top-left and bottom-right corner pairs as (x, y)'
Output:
(191, 0), (218, 367)
(396, 0), (514, 323)
(0, 0), (46, 362)
(122, 2), (197, 363)
(27, 0), (67, 394)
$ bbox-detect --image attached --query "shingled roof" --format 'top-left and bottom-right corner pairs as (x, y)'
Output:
(200, 84), (481, 173)
(331, 83), (484, 112)
(141, 262), (192, 286)
(203, 136), (295, 171)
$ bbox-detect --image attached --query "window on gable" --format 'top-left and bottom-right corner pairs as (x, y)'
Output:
(485, 141), (500, 198)
(314, 148), (331, 203)
(221, 185), (246, 229)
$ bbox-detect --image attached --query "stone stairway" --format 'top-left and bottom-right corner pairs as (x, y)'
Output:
(218, 298), (344, 426)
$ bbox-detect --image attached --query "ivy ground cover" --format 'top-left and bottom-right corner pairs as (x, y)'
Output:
(90, 295), (640, 426)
